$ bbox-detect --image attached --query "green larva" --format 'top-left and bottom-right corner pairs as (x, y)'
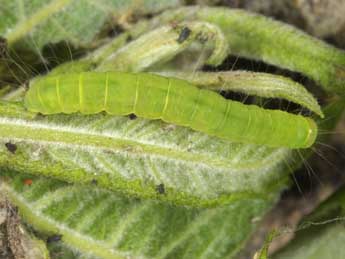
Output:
(24, 72), (317, 149)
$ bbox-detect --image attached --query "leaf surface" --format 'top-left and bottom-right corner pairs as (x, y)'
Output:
(273, 187), (345, 259)
(148, 6), (345, 94)
(1, 172), (271, 259)
(0, 101), (290, 207)
(1, 0), (181, 50)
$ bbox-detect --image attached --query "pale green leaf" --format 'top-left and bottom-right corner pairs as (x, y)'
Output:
(96, 21), (228, 72)
(273, 187), (345, 259)
(148, 6), (345, 94)
(1, 172), (271, 259)
(0, 101), (290, 207)
(0, 0), (181, 85)
(274, 223), (345, 259)
(1, 0), (181, 50)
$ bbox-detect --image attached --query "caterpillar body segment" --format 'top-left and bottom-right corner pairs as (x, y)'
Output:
(24, 72), (317, 149)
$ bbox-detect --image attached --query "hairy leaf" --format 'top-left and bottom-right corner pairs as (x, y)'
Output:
(1, 172), (271, 259)
(148, 6), (345, 94)
(0, 0), (181, 85)
(96, 22), (228, 72)
(273, 187), (345, 259)
(0, 101), (290, 207)
(1, 0), (181, 50)
(275, 223), (345, 259)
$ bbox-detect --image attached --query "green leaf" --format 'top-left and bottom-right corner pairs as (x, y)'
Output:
(1, 0), (181, 51)
(272, 222), (345, 259)
(159, 71), (324, 118)
(0, 101), (290, 207)
(96, 21), (228, 72)
(273, 187), (345, 259)
(148, 6), (345, 94)
(276, 223), (345, 259)
(1, 172), (271, 259)
(0, 0), (181, 85)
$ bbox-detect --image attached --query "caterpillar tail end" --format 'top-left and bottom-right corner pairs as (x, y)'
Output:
(302, 118), (318, 148)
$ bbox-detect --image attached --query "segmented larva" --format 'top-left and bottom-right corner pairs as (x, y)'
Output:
(24, 72), (317, 149)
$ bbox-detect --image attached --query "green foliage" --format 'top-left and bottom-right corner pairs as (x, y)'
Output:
(0, 2), (345, 258)
(1, 172), (271, 259)
(97, 22), (228, 72)
(273, 187), (345, 259)
(150, 6), (345, 94)
(161, 71), (324, 117)
(276, 223), (345, 259)
(0, 101), (290, 207)
(1, 0), (181, 50)
(0, 0), (181, 88)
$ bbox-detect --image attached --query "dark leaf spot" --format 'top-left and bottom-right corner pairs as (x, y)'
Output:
(177, 27), (191, 43)
(5, 142), (17, 154)
(47, 234), (62, 243)
(126, 35), (133, 42)
(156, 183), (165, 195)
(108, 24), (124, 38)
(128, 113), (137, 120)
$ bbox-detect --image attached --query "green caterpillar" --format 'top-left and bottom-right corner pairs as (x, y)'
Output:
(24, 72), (317, 149)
